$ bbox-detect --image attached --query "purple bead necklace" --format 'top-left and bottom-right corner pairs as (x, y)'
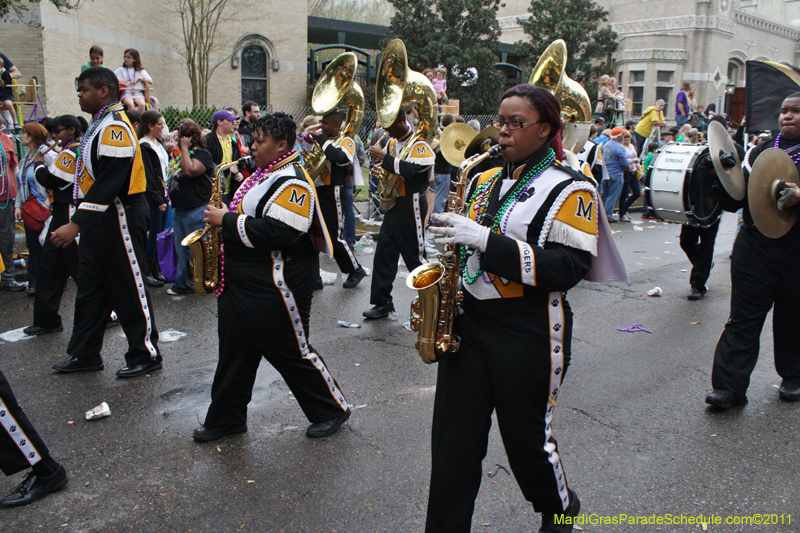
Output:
(773, 133), (800, 164)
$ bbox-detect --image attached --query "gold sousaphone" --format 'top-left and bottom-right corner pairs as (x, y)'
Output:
(305, 52), (365, 179)
(374, 39), (438, 210)
(529, 39), (592, 156)
(748, 148), (799, 239)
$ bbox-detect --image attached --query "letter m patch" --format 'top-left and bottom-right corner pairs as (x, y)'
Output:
(289, 188), (307, 207)
(575, 195), (593, 221)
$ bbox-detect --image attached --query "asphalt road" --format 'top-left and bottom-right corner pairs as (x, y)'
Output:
(0, 211), (798, 533)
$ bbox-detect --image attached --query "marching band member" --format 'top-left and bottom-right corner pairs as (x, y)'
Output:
(364, 106), (435, 318)
(425, 85), (597, 532)
(706, 92), (800, 409)
(307, 109), (366, 288)
(193, 112), (351, 443)
(23, 115), (85, 336)
(50, 67), (162, 378)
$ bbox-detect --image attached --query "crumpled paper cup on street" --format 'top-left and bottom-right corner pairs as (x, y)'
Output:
(85, 402), (111, 420)
(646, 287), (663, 297)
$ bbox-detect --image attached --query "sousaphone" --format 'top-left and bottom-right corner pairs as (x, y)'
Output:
(529, 39), (592, 156)
(748, 148), (799, 238)
(708, 120), (745, 201)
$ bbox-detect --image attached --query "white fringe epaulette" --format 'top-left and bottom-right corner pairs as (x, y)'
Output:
(263, 179), (315, 233)
(96, 118), (137, 158)
(539, 181), (599, 256)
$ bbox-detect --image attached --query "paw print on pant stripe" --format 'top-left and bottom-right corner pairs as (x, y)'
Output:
(553, 323), (561, 332)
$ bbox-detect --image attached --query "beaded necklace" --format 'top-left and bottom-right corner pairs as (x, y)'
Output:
(773, 133), (800, 164)
(73, 102), (120, 204)
(461, 149), (555, 285)
(216, 149), (298, 298)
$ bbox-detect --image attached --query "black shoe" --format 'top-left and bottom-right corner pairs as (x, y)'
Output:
(116, 360), (163, 378)
(0, 465), (68, 508)
(687, 287), (706, 300)
(313, 278), (324, 291)
(193, 423), (248, 442)
(778, 380), (800, 402)
(343, 267), (366, 288)
(23, 325), (63, 336)
(306, 408), (351, 438)
(363, 303), (394, 319)
(52, 356), (104, 373)
(705, 389), (747, 411)
(0, 280), (26, 292)
(540, 489), (581, 532)
(145, 275), (164, 288)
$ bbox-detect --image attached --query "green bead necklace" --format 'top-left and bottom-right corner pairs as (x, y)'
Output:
(461, 149), (555, 285)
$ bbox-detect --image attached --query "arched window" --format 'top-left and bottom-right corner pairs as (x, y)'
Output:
(241, 44), (268, 107)
(727, 59), (744, 87)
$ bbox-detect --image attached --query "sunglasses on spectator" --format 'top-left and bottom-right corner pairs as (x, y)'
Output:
(490, 118), (542, 130)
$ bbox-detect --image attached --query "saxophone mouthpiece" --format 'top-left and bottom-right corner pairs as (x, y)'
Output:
(488, 144), (505, 156)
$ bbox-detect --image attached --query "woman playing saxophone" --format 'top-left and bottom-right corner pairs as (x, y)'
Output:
(424, 85), (601, 532)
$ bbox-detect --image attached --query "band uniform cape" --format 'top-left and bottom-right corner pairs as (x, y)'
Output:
(230, 150), (333, 259)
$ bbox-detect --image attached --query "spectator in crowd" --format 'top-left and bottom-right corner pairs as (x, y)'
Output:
(676, 123), (691, 142)
(15, 123), (56, 296)
(433, 66), (447, 112)
(0, 114), (24, 292)
(22, 115), (85, 336)
(686, 128), (699, 144)
(115, 49), (152, 113)
(138, 110), (170, 288)
(688, 85), (698, 113)
(343, 133), (367, 250)
(601, 127), (628, 223)
(624, 119), (639, 152)
(676, 81), (691, 127)
(0, 52), (21, 80)
(205, 109), (242, 206)
(125, 109), (141, 132)
(595, 127), (611, 146)
(617, 131), (641, 222)
(596, 74), (612, 122)
(608, 77), (626, 111)
(80, 45), (104, 73)
(295, 115), (318, 166)
(467, 119), (480, 133)
(633, 99), (667, 150)
(641, 141), (659, 219)
(238, 101), (260, 150)
(0, 56), (15, 130)
(167, 118), (214, 295)
(660, 128), (675, 145)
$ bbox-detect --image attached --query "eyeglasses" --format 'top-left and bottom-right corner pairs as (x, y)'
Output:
(623, 135), (632, 138)
(54, 127), (68, 134)
(490, 118), (541, 131)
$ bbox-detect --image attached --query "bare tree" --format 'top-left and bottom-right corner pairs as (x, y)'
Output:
(175, 0), (253, 106)
(308, 0), (331, 15)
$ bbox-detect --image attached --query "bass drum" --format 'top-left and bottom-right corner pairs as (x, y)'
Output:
(644, 143), (722, 228)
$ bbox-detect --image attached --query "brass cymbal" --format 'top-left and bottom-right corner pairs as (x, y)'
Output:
(708, 121), (746, 201)
(440, 123), (478, 166)
(464, 125), (499, 160)
(748, 148), (799, 239)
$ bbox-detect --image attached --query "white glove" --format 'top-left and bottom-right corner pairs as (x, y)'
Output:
(431, 212), (491, 253)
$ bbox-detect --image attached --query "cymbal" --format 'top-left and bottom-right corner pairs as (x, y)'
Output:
(748, 148), (799, 239)
(708, 121), (746, 201)
(440, 123), (477, 167)
(465, 126), (499, 159)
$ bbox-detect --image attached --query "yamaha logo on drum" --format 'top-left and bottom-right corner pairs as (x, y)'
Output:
(664, 157), (684, 163)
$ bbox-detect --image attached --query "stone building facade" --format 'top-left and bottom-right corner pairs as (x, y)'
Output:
(497, 0), (800, 121)
(0, 0), (309, 119)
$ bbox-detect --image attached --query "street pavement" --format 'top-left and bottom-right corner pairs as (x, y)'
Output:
(0, 211), (798, 532)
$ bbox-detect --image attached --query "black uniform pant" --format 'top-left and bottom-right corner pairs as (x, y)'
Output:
(711, 229), (800, 400)
(0, 369), (57, 477)
(425, 299), (574, 532)
(679, 219), (720, 291)
(317, 185), (359, 273)
(203, 255), (349, 430)
(370, 193), (426, 306)
(67, 198), (160, 366)
(33, 226), (79, 330)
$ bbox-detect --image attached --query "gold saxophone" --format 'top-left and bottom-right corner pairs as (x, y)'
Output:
(406, 143), (504, 363)
(180, 157), (250, 294)
(303, 52), (364, 179)
(374, 39), (438, 211)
